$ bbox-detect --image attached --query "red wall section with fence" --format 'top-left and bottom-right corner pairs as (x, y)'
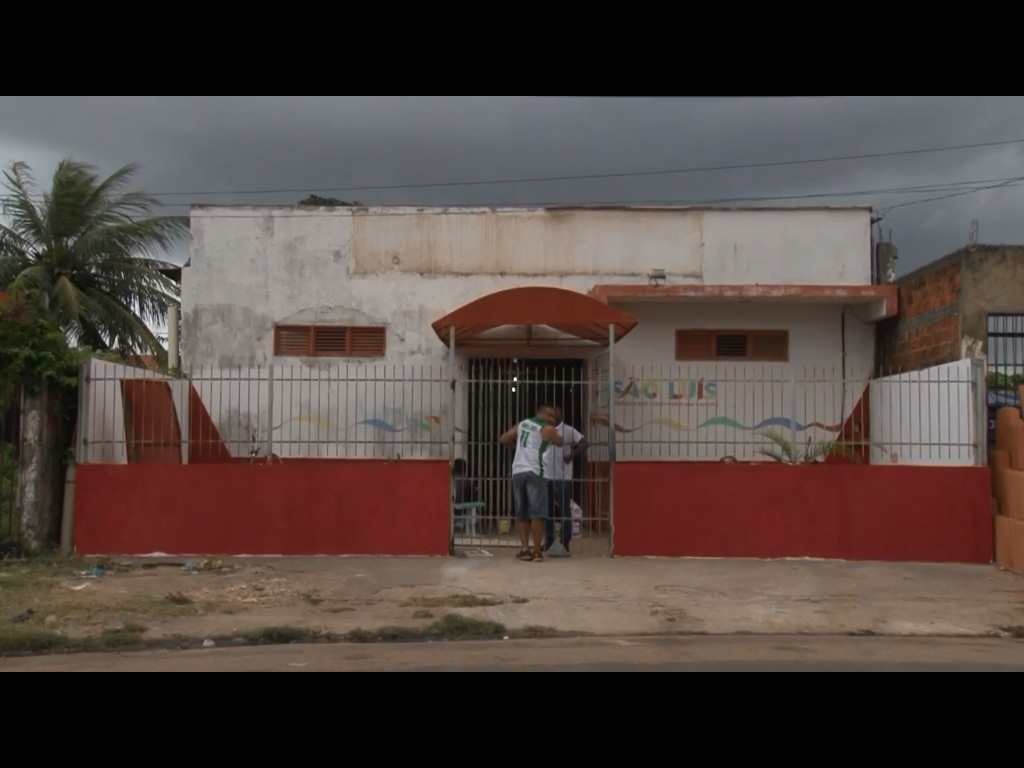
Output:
(74, 459), (450, 556)
(613, 463), (992, 563)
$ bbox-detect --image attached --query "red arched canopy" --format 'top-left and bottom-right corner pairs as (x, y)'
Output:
(432, 286), (638, 346)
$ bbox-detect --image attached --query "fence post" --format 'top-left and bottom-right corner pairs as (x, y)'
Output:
(789, 370), (798, 456)
(60, 361), (91, 557)
(971, 357), (987, 466)
(448, 329), (456, 553)
(180, 369), (190, 465)
(265, 364), (275, 460)
(607, 324), (616, 557)
(75, 361), (89, 464)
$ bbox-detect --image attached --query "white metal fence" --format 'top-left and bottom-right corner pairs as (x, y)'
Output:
(76, 356), (986, 553)
(78, 358), (986, 467)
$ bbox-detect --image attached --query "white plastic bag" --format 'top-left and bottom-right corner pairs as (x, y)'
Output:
(570, 500), (583, 539)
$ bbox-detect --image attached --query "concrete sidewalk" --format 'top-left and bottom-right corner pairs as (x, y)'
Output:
(386, 556), (1024, 637)
(94, 554), (1024, 641)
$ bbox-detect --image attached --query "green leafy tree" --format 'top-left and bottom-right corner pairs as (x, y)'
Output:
(0, 292), (79, 407)
(0, 159), (189, 364)
(0, 292), (81, 546)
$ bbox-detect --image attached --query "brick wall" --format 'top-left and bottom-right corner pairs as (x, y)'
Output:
(877, 254), (963, 373)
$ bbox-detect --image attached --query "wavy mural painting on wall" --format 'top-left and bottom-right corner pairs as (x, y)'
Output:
(589, 413), (843, 434)
(263, 412), (465, 436)
(352, 415), (466, 434)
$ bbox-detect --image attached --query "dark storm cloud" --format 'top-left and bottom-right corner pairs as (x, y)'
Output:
(2, 96), (1024, 272)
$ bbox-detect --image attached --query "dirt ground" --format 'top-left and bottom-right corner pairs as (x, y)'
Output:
(0, 555), (520, 654)
(1, 552), (1023, 656)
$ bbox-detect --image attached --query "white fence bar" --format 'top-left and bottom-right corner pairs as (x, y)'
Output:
(77, 359), (980, 468)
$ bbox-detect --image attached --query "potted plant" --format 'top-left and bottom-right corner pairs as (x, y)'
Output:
(756, 429), (863, 464)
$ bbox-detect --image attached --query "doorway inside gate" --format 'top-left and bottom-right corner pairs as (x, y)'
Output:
(459, 357), (587, 548)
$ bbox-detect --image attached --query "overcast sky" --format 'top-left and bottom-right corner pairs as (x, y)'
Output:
(2, 95), (1023, 274)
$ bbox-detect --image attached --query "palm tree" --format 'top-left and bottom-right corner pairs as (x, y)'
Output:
(0, 159), (189, 362)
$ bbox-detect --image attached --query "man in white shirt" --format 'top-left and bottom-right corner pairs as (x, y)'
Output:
(543, 406), (588, 556)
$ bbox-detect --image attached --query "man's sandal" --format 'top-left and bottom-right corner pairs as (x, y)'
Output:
(516, 548), (533, 561)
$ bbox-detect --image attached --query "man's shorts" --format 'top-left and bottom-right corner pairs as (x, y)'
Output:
(512, 472), (548, 520)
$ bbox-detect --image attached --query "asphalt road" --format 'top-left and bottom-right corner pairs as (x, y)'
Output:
(3, 634), (1024, 672)
(395, 662), (1024, 672)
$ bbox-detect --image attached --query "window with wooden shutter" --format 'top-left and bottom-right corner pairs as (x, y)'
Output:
(275, 326), (314, 356)
(675, 329), (788, 362)
(273, 325), (387, 358)
(714, 333), (749, 358)
(749, 331), (789, 361)
(346, 326), (387, 357)
(312, 327), (350, 356)
(675, 330), (714, 361)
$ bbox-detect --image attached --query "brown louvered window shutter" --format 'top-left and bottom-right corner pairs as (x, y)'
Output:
(312, 326), (351, 356)
(750, 330), (789, 362)
(349, 326), (387, 357)
(675, 328), (789, 362)
(675, 330), (714, 361)
(713, 333), (749, 358)
(274, 326), (313, 356)
(274, 324), (387, 358)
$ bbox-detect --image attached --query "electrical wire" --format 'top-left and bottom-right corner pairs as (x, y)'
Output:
(89, 173), (1023, 218)
(877, 177), (1024, 216)
(3, 143), (1023, 219)
(9, 136), (1024, 200)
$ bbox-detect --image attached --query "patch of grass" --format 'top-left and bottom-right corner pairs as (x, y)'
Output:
(519, 625), (559, 638)
(0, 555), (80, 591)
(116, 595), (236, 618)
(425, 613), (506, 639)
(0, 624), (68, 654)
(402, 594), (526, 609)
(341, 615), (507, 643)
(346, 626), (418, 643)
(0, 621), (148, 656)
(1, 611), (515, 656)
(242, 626), (323, 645)
(88, 623), (148, 650)
(118, 596), (200, 617)
(411, 609), (434, 620)
(346, 614), (507, 643)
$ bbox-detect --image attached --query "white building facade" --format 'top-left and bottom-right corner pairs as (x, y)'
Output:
(180, 205), (895, 463)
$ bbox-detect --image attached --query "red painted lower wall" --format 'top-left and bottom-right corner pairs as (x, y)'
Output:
(614, 463), (993, 563)
(74, 460), (450, 556)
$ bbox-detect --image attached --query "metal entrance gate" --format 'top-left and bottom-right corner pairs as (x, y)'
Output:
(455, 358), (610, 554)
(986, 314), (1024, 445)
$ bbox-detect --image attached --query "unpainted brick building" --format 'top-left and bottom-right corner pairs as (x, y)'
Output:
(877, 245), (1024, 373)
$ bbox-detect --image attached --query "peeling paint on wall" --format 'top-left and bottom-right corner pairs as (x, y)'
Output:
(350, 208), (705, 277)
